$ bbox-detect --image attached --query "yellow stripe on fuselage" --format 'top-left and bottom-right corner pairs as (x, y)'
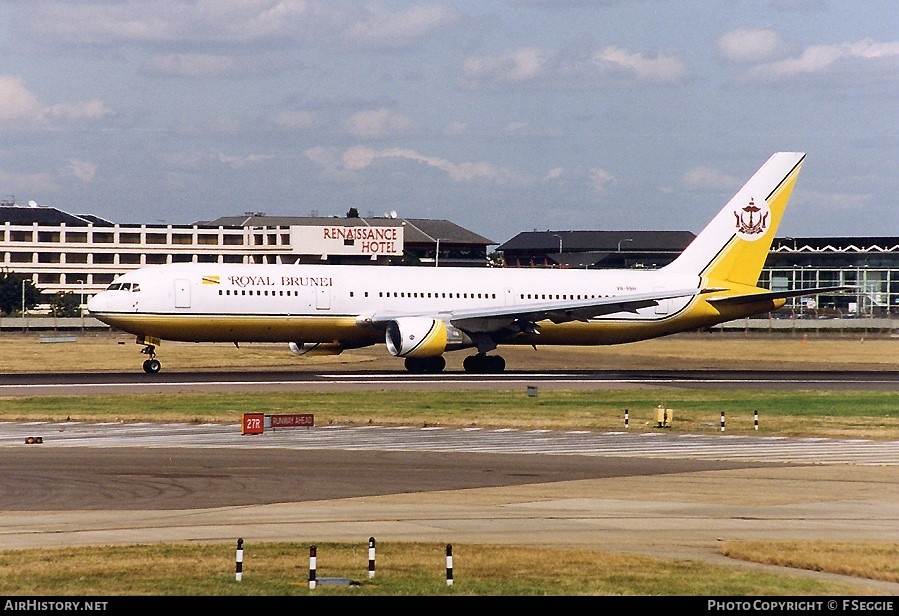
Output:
(90, 313), (378, 346)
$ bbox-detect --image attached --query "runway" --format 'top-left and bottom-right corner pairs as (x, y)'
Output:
(3, 367), (899, 396)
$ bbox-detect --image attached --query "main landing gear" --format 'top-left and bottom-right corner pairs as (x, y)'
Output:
(403, 353), (506, 374)
(403, 356), (446, 374)
(140, 344), (161, 374)
(463, 353), (505, 374)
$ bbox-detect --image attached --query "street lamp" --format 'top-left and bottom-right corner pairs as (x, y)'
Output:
(435, 238), (450, 267)
(551, 234), (562, 254)
(617, 238), (633, 252)
(73, 278), (85, 318)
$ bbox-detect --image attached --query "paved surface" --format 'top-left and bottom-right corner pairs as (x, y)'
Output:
(0, 420), (897, 594)
(4, 368), (899, 396)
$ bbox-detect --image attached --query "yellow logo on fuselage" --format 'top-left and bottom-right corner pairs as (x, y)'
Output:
(202, 275), (220, 285)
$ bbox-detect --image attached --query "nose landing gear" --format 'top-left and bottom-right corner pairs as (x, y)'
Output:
(137, 335), (163, 374)
(141, 346), (161, 374)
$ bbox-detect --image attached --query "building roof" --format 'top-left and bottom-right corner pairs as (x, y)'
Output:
(197, 214), (496, 246)
(0, 203), (113, 226)
(771, 237), (899, 253)
(498, 230), (695, 252)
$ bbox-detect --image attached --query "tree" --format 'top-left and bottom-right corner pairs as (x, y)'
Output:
(346, 207), (359, 218)
(0, 270), (43, 316)
(487, 250), (505, 268)
(49, 292), (82, 317)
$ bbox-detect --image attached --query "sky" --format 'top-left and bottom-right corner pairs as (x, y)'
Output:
(0, 1), (896, 245)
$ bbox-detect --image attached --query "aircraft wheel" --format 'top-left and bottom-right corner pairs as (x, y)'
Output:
(463, 354), (504, 373)
(143, 358), (161, 374)
(428, 356), (446, 373)
(405, 356), (446, 373)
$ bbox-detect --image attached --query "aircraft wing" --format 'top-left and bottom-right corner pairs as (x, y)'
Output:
(705, 285), (855, 306)
(361, 287), (703, 333)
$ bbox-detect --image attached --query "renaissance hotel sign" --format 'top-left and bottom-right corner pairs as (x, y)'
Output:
(290, 225), (404, 256)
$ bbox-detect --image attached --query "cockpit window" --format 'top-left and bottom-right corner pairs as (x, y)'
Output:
(105, 282), (139, 292)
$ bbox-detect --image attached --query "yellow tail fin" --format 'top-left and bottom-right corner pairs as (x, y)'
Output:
(665, 152), (805, 288)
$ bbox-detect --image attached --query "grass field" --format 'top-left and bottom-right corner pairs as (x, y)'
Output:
(1, 331), (897, 596)
(4, 328), (899, 374)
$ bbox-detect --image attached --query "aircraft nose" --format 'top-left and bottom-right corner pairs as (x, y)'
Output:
(86, 292), (107, 314)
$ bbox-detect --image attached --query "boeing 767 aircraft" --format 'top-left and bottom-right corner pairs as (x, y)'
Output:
(87, 152), (847, 374)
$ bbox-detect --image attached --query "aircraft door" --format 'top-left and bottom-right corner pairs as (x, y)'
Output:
(175, 279), (191, 308)
(653, 286), (669, 315)
(315, 287), (330, 310)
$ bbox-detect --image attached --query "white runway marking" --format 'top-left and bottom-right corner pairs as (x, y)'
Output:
(1, 421), (895, 466)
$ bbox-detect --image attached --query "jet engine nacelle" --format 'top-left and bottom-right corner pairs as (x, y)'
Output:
(385, 317), (469, 357)
(288, 342), (345, 356)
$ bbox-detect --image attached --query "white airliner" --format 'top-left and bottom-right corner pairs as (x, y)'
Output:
(88, 152), (847, 374)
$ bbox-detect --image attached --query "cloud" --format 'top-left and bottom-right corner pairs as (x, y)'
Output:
(717, 29), (788, 63)
(0, 76), (44, 121)
(588, 167), (614, 192)
(681, 166), (739, 190)
(590, 46), (688, 83)
(307, 145), (518, 183)
(68, 160), (97, 183)
(461, 47), (552, 86)
(161, 148), (274, 170)
(793, 189), (871, 214)
(460, 44), (688, 88)
(212, 149), (275, 169)
(343, 108), (418, 138)
(0, 75), (112, 126)
(145, 54), (237, 77)
(743, 38), (899, 83)
(443, 121), (468, 137)
(273, 110), (317, 129)
(0, 169), (60, 194)
(342, 3), (459, 48)
(26, 1), (458, 50)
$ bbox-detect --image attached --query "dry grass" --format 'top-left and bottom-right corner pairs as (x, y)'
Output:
(722, 541), (899, 584)
(0, 541), (879, 596)
(4, 329), (899, 373)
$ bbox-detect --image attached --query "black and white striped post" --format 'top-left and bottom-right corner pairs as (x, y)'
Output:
(308, 545), (317, 589)
(624, 408), (629, 429)
(720, 411), (726, 432)
(445, 544), (453, 586)
(754, 409), (759, 431)
(235, 538), (243, 582)
(368, 537), (376, 579)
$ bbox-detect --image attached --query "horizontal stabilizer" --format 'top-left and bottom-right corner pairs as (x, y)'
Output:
(706, 286), (855, 306)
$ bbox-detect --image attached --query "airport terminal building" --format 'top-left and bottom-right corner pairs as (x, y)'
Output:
(0, 200), (494, 308)
(3, 199), (899, 319)
(498, 231), (899, 317)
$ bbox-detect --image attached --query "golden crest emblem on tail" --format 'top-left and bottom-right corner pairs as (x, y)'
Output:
(734, 198), (769, 240)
